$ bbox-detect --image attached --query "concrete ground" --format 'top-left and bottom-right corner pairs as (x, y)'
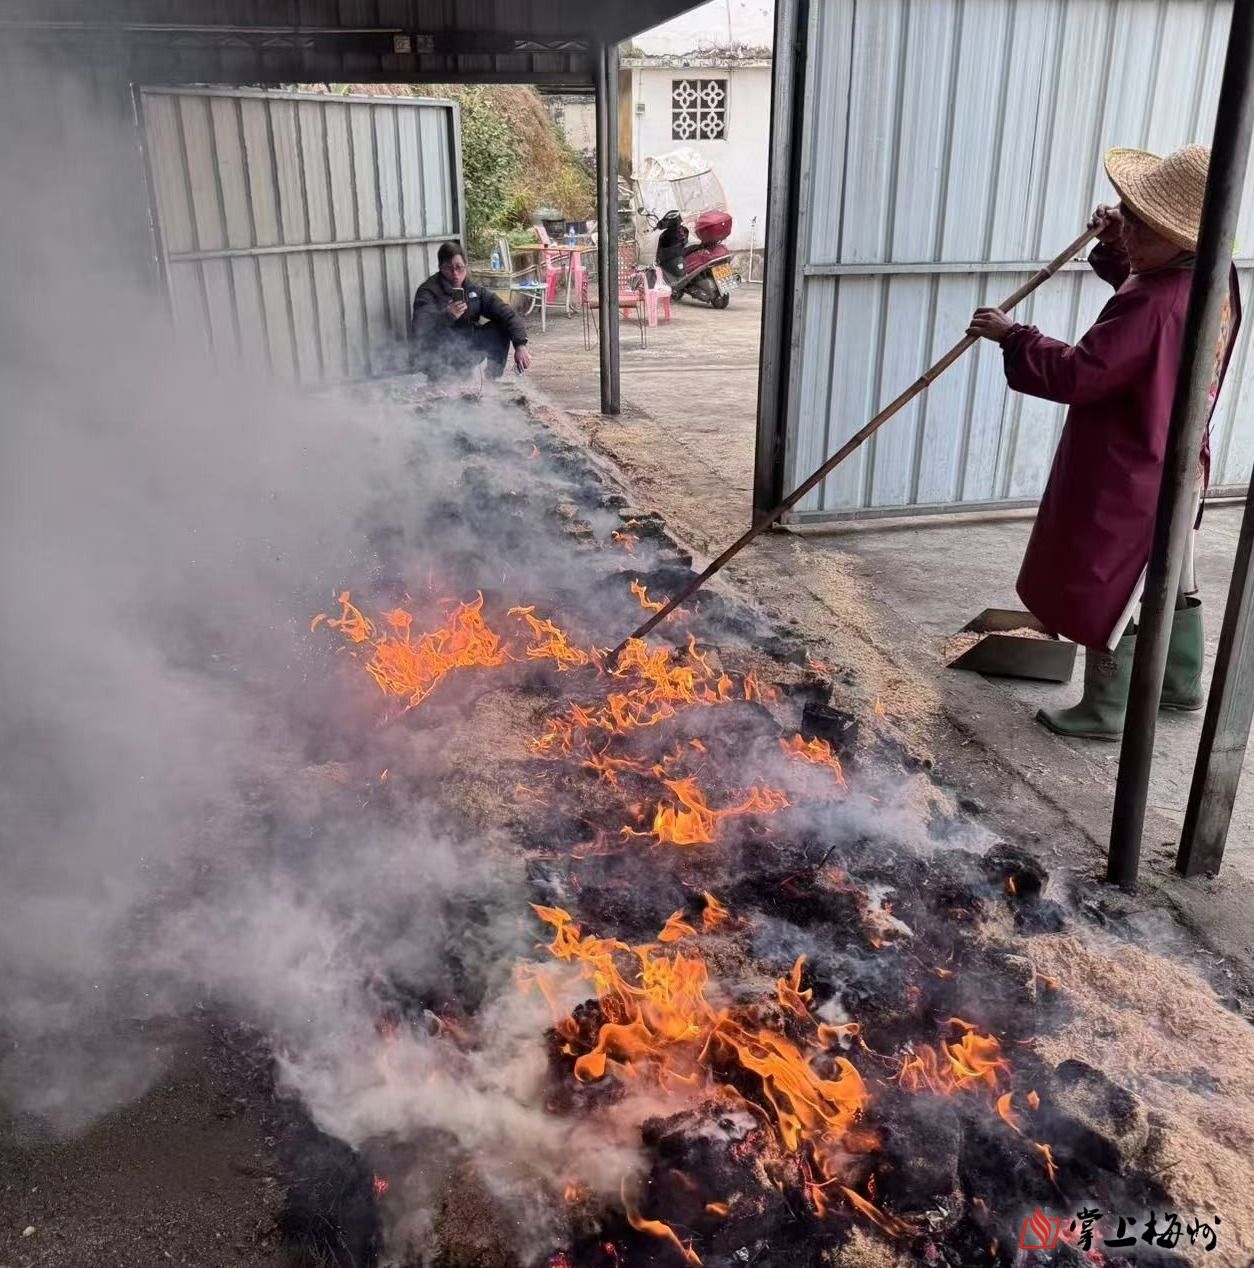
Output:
(524, 283), (1254, 982)
(833, 505), (1253, 864)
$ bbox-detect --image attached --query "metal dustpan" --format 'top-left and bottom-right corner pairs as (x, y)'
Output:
(946, 608), (1077, 683)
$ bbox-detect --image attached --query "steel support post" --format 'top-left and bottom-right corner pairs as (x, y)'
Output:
(594, 39), (620, 416)
(752, 0), (807, 526)
(1108, 0), (1254, 887)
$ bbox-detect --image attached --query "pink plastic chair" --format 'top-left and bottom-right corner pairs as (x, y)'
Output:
(532, 224), (570, 304)
(641, 270), (672, 327)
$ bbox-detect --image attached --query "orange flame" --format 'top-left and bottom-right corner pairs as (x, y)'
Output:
(526, 907), (876, 1229)
(779, 734), (848, 791)
(316, 591), (509, 710)
(700, 892), (730, 931)
(899, 1024), (1058, 1182)
(508, 606), (591, 670)
(995, 1091), (1023, 1133)
(611, 530), (639, 554)
(840, 1186), (912, 1238)
(657, 911), (698, 943)
(873, 697), (887, 717)
(532, 637), (735, 757)
(776, 956), (813, 1019)
(645, 777), (789, 847)
(630, 580), (666, 614)
(623, 1183), (702, 1266)
(896, 1020), (1010, 1095)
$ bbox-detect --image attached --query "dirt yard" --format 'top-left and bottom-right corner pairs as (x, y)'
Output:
(0, 1022), (284, 1268)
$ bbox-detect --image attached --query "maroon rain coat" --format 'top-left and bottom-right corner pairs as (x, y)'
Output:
(1002, 243), (1241, 649)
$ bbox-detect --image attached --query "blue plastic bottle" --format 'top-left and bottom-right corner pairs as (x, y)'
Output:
(566, 225), (576, 248)
(490, 248), (501, 271)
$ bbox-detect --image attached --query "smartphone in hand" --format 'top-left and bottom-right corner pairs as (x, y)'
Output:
(452, 287), (466, 303)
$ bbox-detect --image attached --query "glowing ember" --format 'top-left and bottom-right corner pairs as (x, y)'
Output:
(372, 1174), (389, 1196)
(779, 734), (848, 791)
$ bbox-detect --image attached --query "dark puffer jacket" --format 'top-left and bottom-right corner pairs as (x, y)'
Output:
(410, 269), (528, 349)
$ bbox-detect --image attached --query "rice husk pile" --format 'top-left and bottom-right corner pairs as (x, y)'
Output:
(942, 626), (1054, 663)
(1029, 933), (1254, 1266)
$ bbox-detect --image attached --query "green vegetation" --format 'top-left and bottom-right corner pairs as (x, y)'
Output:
(415, 85), (595, 256)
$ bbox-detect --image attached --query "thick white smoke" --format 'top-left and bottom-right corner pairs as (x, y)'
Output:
(0, 66), (645, 1232)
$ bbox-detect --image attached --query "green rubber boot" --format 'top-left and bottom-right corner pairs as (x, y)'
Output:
(1037, 633), (1135, 741)
(1161, 598), (1205, 711)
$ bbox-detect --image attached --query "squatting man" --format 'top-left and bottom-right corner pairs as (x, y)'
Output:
(411, 240), (533, 382)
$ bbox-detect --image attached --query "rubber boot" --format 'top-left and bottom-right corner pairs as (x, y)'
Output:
(1036, 633), (1135, 741)
(1160, 598), (1205, 711)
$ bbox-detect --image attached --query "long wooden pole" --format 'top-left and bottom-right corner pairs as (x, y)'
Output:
(610, 226), (1097, 660)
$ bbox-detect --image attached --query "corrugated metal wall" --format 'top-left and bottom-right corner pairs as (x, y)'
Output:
(784, 0), (1254, 521)
(140, 87), (462, 381)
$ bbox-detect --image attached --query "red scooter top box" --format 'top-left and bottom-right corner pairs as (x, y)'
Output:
(693, 209), (732, 245)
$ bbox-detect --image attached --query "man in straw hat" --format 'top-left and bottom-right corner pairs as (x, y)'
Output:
(968, 144), (1241, 740)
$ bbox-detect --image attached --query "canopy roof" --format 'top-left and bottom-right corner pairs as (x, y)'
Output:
(0, 0), (708, 85)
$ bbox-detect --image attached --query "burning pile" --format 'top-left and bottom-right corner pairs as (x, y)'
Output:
(277, 396), (1223, 1268)
(302, 569), (1194, 1268)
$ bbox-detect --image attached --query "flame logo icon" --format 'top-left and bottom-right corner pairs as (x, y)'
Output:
(1019, 1207), (1062, 1251)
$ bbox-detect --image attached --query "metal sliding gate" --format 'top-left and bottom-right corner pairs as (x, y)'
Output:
(139, 87), (463, 382)
(774, 0), (1254, 523)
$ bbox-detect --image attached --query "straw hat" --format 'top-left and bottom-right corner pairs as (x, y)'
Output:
(1104, 144), (1210, 250)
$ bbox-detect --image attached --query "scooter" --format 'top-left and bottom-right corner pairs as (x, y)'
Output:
(640, 207), (734, 309)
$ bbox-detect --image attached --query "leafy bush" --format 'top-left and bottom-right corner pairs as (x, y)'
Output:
(414, 84), (594, 254)
(449, 87), (522, 256)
